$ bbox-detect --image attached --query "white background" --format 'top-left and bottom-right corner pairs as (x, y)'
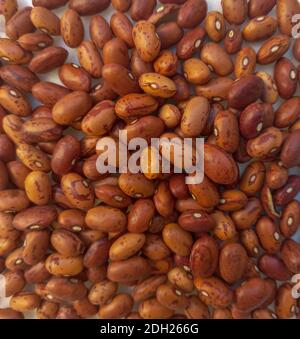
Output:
(0, 0), (300, 318)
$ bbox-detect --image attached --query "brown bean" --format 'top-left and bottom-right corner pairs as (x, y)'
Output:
(3, 270), (25, 297)
(61, 9), (84, 48)
(243, 16), (277, 42)
(273, 175), (300, 206)
(77, 40), (103, 78)
(22, 230), (49, 265)
(24, 262), (51, 284)
(51, 229), (84, 257)
(275, 97), (300, 129)
(30, 6), (60, 36)
(177, 0), (207, 28)
(0, 189), (28, 213)
(218, 190), (248, 212)
(188, 175), (219, 208)
(89, 15), (112, 50)
(257, 35), (290, 65)
(69, 0), (110, 16)
(221, 0), (247, 25)
(31, 82), (70, 107)
(280, 200), (300, 238)
(156, 283), (189, 311)
(196, 77), (233, 103)
(24, 171), (51, 205)
(107, 256), (151, 282)
(139, 298), (173, 319)
(157, 22), (183, 50)
(133, 275), (167, 302)
(13, 205), (57, 231)
(127, 199), (155, 233)
(5, 7), (35, 40)
(219, 243), (248, 284)
(10, 292), (41, 312)
(235, 278), (270, 312)
(0, 308), (24, 319)
(256, 71), (279, 104)
(211, 210), (237, 241)
(178, 210), (215, 233)
(110, 233), (146, 261)
(45, 253), (84, 277)
(276, 0), (300, 37)
(256, 216), (281, 254)
(248, 0), (276, 18)
(118, 173), (155, 198)
(280, 130), (300, 169)
(73, 297), (97, 318)
(281, 239), (300, 274)
(177, 27), (206, 60)
(16, 143), (50, 172)
(194, 276), (233, 308)
(214, 110), (239, 153)
(190, 235), (218, 278)
(29, 47), (68, 74)
(228, 75), (264, 110)
(224, 26), (243, 54)
(0, 86), (31, 117)
(130, 0), (156, 21)
(102, 64), (140, 96)
(204, 11), (226, 42)
(36, 301), (59, 319)
(23, 117), (63, 144)
(162, 223), (193, 256)
(17, 32), (53, 52)
(110, 12), (134, 48)
(99, 294), (133, 319)
(112, 0), (132, 12)
(234, 47), (257, 78)
(231, 198), (263, 230)
(258, 254), (291, 281)
(88, 279), (118, 306)
(183, 59), (210, 86)
(85, 205), (126, 233)
(204, 144), (238, 185)
(0, 65), (39, 93)
(274, 58), (297, 100)
(61, 172), (94, 211)
(200, 43), (233, 76)
(275, 283), (296, 319)
(52, 91), (92, 126)
(0, 0), (17, 23)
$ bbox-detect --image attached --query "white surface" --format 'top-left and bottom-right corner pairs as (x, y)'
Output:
(0, 0), (300, 318)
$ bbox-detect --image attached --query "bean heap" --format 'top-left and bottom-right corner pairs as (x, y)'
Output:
(0, 0), (300, 320)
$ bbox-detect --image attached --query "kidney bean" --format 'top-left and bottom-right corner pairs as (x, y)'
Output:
(24, 171), (51, 205)
(77, 40), (103, 78)
(156, 283), (188, 312)
(110, 12), (134, 49)
(196, 77), (233, 103)
(275, 97), (300, 129)
(218, 190), (248, 212)
(36, 300), (59, 319)
(276, 0), (300, 37)
(188, 175), (219, 209)
(17, 32), (53, 52)
(280, 130), (300, 168)
(234, 47), (257, 78)
(60, 9), (84, 48)
(30, 6), (60, 36)
(177, 0), (207, 29)
(45, 253), (84, 277)
(10, 292), (41, 312)
(109, 233), (145, 261)
(157, 22), (183, 50)
(22, 230), (50, 266)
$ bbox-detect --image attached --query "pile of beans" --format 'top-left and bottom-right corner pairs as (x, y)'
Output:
(0, 0), (300, 320)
